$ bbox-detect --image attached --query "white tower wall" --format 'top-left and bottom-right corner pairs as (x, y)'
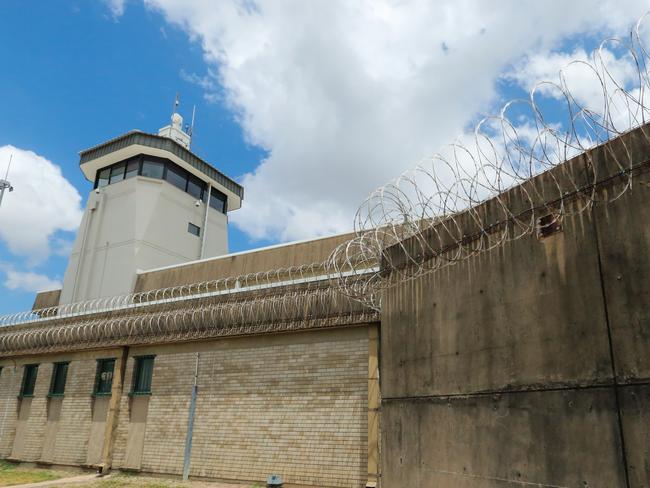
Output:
(60, 176), (228, 304)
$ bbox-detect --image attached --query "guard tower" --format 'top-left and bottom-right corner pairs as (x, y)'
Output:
(59, 112), (244, 304)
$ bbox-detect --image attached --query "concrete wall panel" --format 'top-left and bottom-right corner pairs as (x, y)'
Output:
(380, 125), (650, 486)
(382, 388), (627, 487)
(620, 384), (650, 488)
(594, 175), (650, 383)
(382, 207), (612, 400)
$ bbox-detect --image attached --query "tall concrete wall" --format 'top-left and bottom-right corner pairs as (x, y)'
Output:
(380, 127), (650, 487)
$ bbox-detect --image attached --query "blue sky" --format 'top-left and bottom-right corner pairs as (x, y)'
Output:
(0, 0), (647, 314)
(0, 1), (271, 312)
(0, 1), (267, 228)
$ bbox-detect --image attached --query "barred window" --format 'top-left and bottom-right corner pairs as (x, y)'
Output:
(131, 356), (155, 395)
(20, 364), (39, 397)
(49, 362), (69, 397)
(94, 358), (115, 396)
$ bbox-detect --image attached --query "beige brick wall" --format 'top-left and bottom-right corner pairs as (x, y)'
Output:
(110, 389), (134, 469)
(11, 362), (51, 462)
(0, 364), (20, 457)
(113, 326), (370, 487)
(2, 327), (373, 487)
(48, 360), (97, 465)
(0, 349), (121, 466)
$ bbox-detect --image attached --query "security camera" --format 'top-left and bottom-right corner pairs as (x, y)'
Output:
(95, 189), (101, 195)
(194, 200), (202, 207)
(8, 186), (13, 192)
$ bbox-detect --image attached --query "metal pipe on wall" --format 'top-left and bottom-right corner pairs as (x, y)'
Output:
(182, 352), (200, 480)
(199, 185), (211, 259)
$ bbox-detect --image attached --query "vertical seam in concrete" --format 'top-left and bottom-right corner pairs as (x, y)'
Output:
(591, 206), (631, 488)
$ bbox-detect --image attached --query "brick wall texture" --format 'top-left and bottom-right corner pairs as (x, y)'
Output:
(0, 365), (20, 457)
(1, 326), (371, 488)
(0, 351), (118, 466)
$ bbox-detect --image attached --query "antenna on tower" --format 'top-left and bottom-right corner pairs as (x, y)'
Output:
(172, 92), (180, 118)
(189, 105), (197, 139)
(3, 155), (11, 180)
(0, 154), (14, 208)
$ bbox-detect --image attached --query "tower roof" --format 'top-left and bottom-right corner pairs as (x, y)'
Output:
(79, 130), (244, 206)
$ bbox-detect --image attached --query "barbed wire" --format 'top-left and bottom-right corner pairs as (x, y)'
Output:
(3, 14), (650, 353)
(0, 262), (331, 327)
(0, 276), (377, 355)
(327, 13), (650, 306)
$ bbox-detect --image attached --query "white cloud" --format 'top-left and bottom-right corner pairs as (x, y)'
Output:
(142, 0), (648, 242)
(4, 270), (61, 293)
(0, 146), (83, 263)
(180, 69), (222, 105)
(104, 0), (127, 19)
(506, 47), (639, 106)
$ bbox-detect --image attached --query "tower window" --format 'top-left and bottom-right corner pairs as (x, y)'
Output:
(187, 175), (204, 200)
(97, 168), (110, 188)
(125, 158), (140, 179)
(166, 164), (188, 192)
(49, 362), (69, 397)
(94, 358), (115, 396)
(20, 364), (39, 397)
(141, 159), (165, 179)
(92, 155), (226, 213)
(131, 356), (155, 395)
(109, 162), (126, 184)
(188, 222), (201, 236)
(209, 190), (227, 213)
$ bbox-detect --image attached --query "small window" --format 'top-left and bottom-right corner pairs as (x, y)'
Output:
(188, 222), (201, 237)
(94, 358), (115, 396)
(141, 160), (164, 179)
(20, 364), (39, 397)
(187, 175), (205, 200)
(166, 164), (188, 192)
(209, 190), (227, 214)
(109, 162), (126, 184)
(49, 362), (69, 397)
(97, 168), (110, 188)
(131, 356), (155, 395)
(125, 158), (140, 179)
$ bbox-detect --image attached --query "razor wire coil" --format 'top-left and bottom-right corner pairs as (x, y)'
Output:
(3, 14), (650, 353)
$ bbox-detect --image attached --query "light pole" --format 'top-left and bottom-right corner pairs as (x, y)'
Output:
(0, 154), (14, 208)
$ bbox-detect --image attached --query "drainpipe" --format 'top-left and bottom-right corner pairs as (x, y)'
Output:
(71, 191), (102, 302)
(182, 352), (200, 480)
(199, 185), (211, 259)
